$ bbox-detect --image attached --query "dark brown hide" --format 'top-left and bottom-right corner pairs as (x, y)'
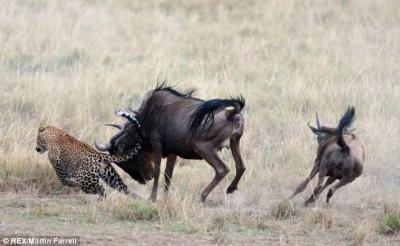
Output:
(96, 84), (246, 202)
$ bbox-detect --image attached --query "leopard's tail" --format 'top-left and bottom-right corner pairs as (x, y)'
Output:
(101, 143), (141, 164)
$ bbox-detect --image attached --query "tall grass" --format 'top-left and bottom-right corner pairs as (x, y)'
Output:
(0, 0), (399, 242)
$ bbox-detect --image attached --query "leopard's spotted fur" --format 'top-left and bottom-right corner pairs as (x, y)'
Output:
(36, 125), (141, 198)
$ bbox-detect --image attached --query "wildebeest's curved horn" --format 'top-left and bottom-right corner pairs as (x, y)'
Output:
(307, 122), (320, 133)
(116, 111), (141, 128)
(316, 113), (321, 129)
(94, 138), (112, 152)
(104, 123), (122, 130)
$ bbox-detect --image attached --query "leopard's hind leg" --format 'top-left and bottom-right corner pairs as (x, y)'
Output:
(99, 162), (141, 199)
(76, 168), (106, 199)
(81, 182), (106, 199)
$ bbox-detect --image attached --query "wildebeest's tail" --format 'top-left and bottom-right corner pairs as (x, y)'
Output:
(336, 106), (355, 154)
(189, 96), (245, 135)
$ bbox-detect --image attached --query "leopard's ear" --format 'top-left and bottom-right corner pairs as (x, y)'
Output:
(38, 118), (48, 133)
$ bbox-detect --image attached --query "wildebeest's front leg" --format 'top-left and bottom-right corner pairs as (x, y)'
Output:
(226, 136), (246, 194)
(194, 143), (230, 203)
(305, 166), (328, 205)
(148, 137), (164, 202)
(290, 161), (319, 199)
(149, 149), (162, 202)
(164, 154), (177, 196)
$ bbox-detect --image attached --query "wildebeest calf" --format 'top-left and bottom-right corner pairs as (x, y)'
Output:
(290, 106), (365, 205)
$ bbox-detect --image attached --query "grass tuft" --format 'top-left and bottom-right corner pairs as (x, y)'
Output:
(271, 200), (299, 220)
(351, 226), (367, 246)
(111, 200), (159, 222)
(208, 215), (227, 231)
(379, 204), (400, 235)
(167, 223), (200, 235)
(309, 208), (336, 229)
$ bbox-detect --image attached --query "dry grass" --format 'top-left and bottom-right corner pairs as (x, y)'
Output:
(0, 0), (399, 244)
(271, 200), (299, 220)
(380, 204), (400, 235)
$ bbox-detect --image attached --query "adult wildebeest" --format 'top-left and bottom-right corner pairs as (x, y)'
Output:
(290, 106), (365, 205)
(95, 84), (246, 202)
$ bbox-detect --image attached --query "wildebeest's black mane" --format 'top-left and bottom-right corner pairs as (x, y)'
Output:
(153, 82), (197, 98)
(134, 82), (199, 137)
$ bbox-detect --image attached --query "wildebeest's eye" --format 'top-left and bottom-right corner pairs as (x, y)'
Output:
(117, 142), (126, 152)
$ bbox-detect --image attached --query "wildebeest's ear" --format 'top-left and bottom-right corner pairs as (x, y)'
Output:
(307, 123), (320, 135)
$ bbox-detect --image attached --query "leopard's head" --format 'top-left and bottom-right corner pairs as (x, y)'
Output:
(36, 126), (61, 154)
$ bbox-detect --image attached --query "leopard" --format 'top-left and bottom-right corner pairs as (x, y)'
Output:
(35, 125), (141, 199)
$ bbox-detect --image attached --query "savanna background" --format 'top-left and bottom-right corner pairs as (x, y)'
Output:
(0, 0), (399, 245)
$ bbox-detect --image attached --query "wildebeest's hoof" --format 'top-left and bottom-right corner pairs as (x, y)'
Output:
(304, 199), (314, 207)
(131, 193), (142, 199)
(226, 186), (237, 194)
(326, 189), (333, 203)
(148, 195), (157, 202)
(198, 195), (207, 204)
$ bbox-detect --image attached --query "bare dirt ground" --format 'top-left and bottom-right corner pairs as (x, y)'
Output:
(0, 193), (279, 245)
(1, 191), (399, 245)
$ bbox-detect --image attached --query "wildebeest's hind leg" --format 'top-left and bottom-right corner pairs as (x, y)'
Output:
(326, 176), (356, 203)
(164, 155), (177, 196)
(194, 143), (230, 203)
(289, 161), (319, 199)
(226, 136), (246, 194)
(306, 176), (335, 205)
